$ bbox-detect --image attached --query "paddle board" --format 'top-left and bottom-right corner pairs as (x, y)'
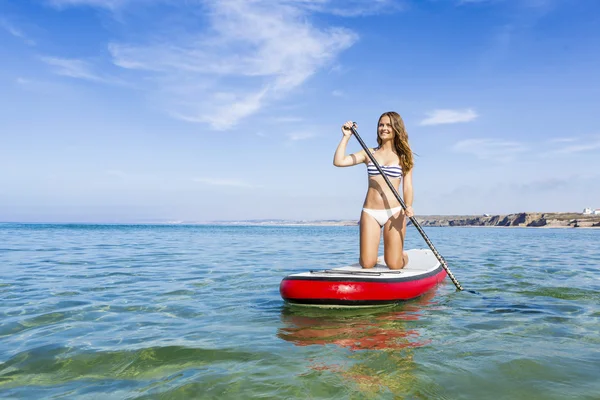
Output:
(280, 248), (446, 307)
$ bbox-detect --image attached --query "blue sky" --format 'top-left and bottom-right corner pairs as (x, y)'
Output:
(1, 0), (599, 223)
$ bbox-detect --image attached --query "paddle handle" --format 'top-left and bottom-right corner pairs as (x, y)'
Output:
(350, 124), (464, 291)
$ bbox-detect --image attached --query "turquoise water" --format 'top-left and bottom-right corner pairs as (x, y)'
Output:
(0, 224), (599, 399)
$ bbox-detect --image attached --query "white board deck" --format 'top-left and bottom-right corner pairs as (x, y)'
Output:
(291, 248), (441, 280)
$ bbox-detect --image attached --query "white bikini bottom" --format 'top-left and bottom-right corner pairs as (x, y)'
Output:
(362, 207), (403, 227)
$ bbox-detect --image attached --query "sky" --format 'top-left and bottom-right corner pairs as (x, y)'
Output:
(1, 0), (599, 223)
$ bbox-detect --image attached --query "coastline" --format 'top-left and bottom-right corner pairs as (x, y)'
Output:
(413, 212), (600, 229)
(2, 212), (599, 228)
(207, 212), (600, 228)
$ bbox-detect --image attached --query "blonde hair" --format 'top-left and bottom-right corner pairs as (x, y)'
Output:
(376, 111), (414, 173)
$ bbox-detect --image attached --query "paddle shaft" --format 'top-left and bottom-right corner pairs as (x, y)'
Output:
(350, 124), (464, 291)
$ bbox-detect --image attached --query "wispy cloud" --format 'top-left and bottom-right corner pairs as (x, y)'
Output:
(193, 177), (260, 188)
(46, 0), (150, 10)
(167, 88), (270, 130)
(540, 135), (600, 156)
(106, 170), (130, 178)
(457, 0), (497, 5)
(549, 140), (600, 155)
(475, 0), (557, 68)
(420, 108), (478, 126)
(107, 0), (359, 130)
(301, 0), (404, 17)
(457, 0), (552, 6)
(269, 116), (304, 124)
(41, 56), (125, 85)
(287, 132), (316, 141)
(48, 0), (403, 15)
(453, 138), (527, 162)
(0, 17), (35, 45)
(548, 137), (577, 143)
(41, 0), (407, 130)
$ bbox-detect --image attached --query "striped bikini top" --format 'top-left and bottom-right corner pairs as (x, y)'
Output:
(367, 162), (403, 179)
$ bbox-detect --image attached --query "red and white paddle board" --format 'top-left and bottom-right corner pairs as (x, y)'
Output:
(280, 249), (446, 307)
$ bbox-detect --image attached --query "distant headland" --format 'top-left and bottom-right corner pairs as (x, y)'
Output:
(413, 212), (600, 228)
(209, 212), (600, 228)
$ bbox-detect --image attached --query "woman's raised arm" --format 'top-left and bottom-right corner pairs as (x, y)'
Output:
(333, 121), (367, 167)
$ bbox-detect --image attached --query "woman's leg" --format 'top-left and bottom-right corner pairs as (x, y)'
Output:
(383, 210), (408, 270)
(360, 210), (381, 269)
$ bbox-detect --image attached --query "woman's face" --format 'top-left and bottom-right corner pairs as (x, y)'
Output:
(378, 115), (394, 140)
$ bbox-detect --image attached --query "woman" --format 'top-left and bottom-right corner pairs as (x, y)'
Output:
(333, 111), (414, 270)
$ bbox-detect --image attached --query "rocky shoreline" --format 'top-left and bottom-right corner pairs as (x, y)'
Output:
(413, 212), (600, 228)
(212, 212), (600, 228)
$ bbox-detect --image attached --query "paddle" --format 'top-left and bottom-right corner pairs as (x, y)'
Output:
(350, 123), (464, 291)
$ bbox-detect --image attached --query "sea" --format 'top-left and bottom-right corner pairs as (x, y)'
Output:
(0, 223), (598, 399)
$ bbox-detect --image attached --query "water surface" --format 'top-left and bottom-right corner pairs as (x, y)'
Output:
(1, 224), (598, 399)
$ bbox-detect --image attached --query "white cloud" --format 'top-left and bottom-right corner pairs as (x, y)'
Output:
(40, 0), (406, 130)
(168, 88), (270, 130)
(193, 178), (260, 188)
(548, 137), (577, 143)
(452, 138), (527, 162)
(48, 0), (403, 15)
(420, 108), (478, 126)
(457, 0), (496, 4)
(540, 135), (600, 156)
(46, 0), (154, 9)
(107, 0), (358, 130)
(550, 140), (600, 155)
(41, 57), (124, 85)
(287, 132), (316, 141)
(297, 0), (404, 17)
(457, 0), (551, 6)
(106, 170), (129, 178)
(270, 116), (304, 124)
(0, 18), (35, 45)
(43, 0), (404, 130)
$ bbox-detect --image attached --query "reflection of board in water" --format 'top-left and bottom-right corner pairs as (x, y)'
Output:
(277, 289), (438, 351)
(280, 249), (446, 307)
(278, 291), (440, 397)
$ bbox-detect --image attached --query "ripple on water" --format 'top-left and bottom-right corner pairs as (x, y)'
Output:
(518, 286), (600, 302)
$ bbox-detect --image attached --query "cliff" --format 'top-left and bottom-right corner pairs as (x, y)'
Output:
(411, 212), (600, 228)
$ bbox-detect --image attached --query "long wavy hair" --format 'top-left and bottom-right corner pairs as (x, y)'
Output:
(376, 111), (414, 173)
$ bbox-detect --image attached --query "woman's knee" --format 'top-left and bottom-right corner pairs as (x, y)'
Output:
(360, 256), (378, 269)
(385, 253), (408, 270)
